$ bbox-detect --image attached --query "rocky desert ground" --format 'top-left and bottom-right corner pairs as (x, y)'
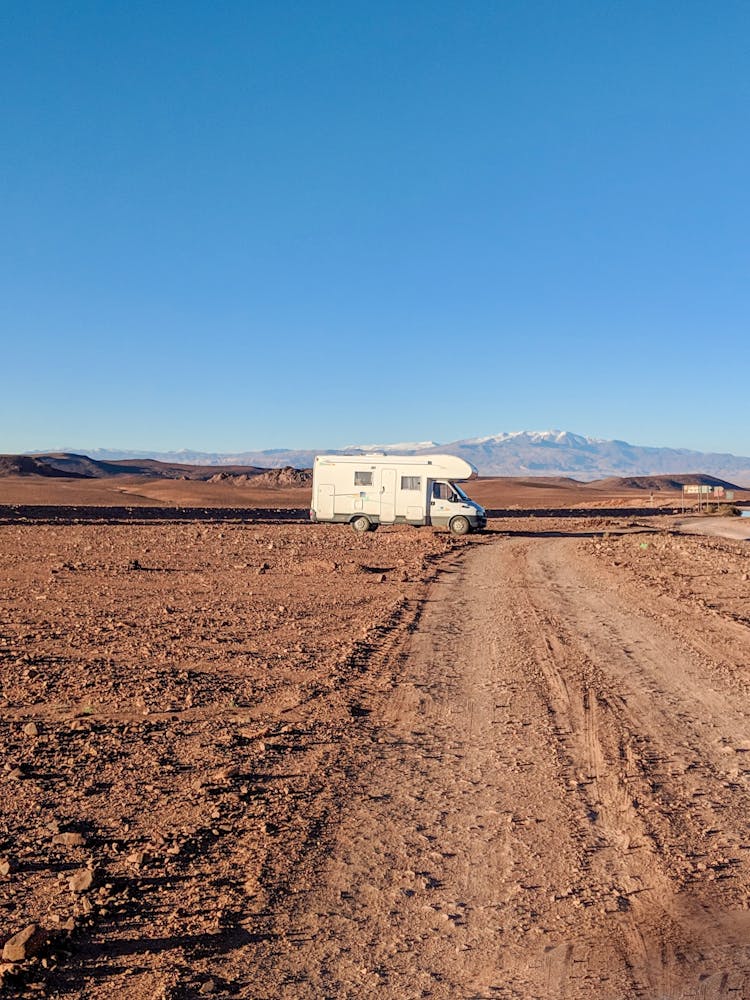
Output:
(1, 474), (750, 998)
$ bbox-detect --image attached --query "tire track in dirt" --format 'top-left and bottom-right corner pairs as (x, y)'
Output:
(519, 538), (750, 998)
(247, 536), (750, 999)
(510, 572), (689, 998)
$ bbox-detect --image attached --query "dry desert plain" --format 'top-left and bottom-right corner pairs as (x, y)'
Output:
(1, 473), (750, 998)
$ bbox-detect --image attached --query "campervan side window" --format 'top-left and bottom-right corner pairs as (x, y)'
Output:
(400, 476), (421, 491)
(354, 471), (373, 486)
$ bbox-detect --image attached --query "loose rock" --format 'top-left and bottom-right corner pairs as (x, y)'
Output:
(2, 924), (45, 963)
(68, 869), (95, 893)
(53, 832), (86, 848)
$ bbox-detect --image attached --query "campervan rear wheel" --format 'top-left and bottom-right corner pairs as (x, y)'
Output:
(351, 515), (372, 533)
(449, 515), (471, 536)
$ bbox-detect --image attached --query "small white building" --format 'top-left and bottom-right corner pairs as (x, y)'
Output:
(310, 454), (486, 534)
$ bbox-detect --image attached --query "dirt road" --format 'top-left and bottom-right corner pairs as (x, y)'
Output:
(251, 534), (750, 999)
(674, 515), (750, 542)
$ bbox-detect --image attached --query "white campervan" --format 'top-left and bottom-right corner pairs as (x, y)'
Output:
(310, 454), (486, 535)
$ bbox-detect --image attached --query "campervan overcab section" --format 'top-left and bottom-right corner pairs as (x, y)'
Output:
(310, 454), (487, 535)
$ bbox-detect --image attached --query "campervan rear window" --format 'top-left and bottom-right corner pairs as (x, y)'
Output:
(354, 471), (373, 486)
(400, 476), (421, 491)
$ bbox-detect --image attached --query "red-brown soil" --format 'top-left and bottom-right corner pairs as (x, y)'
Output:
(0, 476), (312, 510)
(2, 481), (750, 997)
(0, 521), (466, 995)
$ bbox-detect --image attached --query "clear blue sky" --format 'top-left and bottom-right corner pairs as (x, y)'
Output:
(2, 1), (749, 456)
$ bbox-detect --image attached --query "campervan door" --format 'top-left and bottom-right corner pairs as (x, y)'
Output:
(380, 467), (396, 523)
(378, 463), (430, 525)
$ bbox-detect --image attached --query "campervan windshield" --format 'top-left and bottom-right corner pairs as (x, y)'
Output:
(432, 481), (471, 502)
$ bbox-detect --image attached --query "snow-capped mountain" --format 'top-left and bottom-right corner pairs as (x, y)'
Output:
(29, 431), (750, 483)
(439, 431), (750, 480)
(460, 430), (599, 446)
(343, 440), (440, 452)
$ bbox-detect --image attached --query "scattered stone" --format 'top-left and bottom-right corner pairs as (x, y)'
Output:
(0, 518), (513, 985)
(0, 858), (11, 876)
(22, 722), (39, 738)
(68, 869), (95, 893)
(2, 924), (45, 963)
(239, 726), (270, 741)
(53, 832), (86, 848)
(215, 765), (241, 781)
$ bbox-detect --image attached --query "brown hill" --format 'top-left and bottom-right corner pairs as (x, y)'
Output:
(594, 474), (743, 492)
(0, 455), (88, 478)
(8, 453), (271, 481)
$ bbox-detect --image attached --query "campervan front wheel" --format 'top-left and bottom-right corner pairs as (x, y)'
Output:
(351, 515), (373, 533)
(449, 515), (471, 536)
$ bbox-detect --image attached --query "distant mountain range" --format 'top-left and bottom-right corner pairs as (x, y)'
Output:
(27, 430), (750, 483)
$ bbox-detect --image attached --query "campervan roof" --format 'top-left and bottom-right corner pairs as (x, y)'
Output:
(314, 454), (477, 480)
